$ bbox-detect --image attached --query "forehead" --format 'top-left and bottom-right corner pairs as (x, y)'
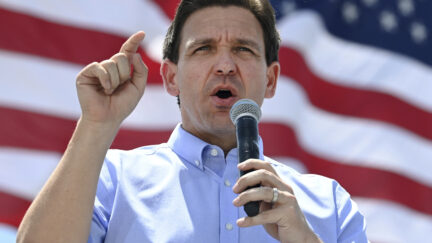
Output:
(179, 6), (264, 49)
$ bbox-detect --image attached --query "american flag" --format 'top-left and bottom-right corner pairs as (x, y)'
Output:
(0, 0), (431, 242)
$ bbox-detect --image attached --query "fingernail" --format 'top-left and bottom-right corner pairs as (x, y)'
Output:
(237, 218), (246, 227)
(232, 184), (238, 193)
(232, 197), (239, 205)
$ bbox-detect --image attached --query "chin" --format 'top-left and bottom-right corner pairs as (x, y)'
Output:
(209, 120), (235, 134)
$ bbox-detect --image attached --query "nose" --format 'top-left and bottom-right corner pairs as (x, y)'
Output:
(214, 51), (236, 76)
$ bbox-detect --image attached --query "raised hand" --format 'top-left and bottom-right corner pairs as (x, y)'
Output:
(76, 31), (148, 127)
(18, 31), (149, 243)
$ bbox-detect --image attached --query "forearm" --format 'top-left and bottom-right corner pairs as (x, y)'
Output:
(17, 119), (120, 243)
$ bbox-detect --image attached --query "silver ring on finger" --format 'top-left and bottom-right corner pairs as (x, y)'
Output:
(271, 187), (279, 204)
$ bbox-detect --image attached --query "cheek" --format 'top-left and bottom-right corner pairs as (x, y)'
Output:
(178, 72), (200, 91)
(177, 73), (205, 106)
(178, 61), (211, 92)
(242, 65), (267, 89)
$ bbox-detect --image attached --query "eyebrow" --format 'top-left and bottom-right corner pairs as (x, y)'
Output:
(185, 38), (262, 52)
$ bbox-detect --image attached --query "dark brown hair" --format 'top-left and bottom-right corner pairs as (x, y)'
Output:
(162, 0), (280, 66)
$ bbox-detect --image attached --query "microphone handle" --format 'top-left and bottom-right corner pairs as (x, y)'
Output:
(236, 116), (260, 217)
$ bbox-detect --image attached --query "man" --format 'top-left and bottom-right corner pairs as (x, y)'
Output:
(17, 0), (368, 242)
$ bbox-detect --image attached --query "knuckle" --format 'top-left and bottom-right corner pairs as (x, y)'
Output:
(112, 52), (128, 59)
(286, 192), (296, 201)
(263, 160), (272, 167)
(261, 169), (273, 177)
(88, 61), (99, 68)
(100, 60), (116, 68)
(236, 177), (246, 188)
(280, 191), (296, 204)
(81, 62), (99, 72)
(266, 186), (274, 194)
(76, 62), (100, 80)
(237, 192), (248, 203)
(112, 54), (129, 66)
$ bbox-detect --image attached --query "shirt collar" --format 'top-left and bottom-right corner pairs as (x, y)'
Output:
(167, 123), (265, 170)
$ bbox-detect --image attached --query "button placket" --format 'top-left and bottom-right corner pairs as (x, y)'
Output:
(219, 152), (240, 242)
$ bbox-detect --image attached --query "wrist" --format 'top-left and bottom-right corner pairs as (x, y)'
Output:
(69, 117), (121, 150)
(78, 116), (121, 133)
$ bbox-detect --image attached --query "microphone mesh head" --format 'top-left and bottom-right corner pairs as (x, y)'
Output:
(230, 99), (262, 124)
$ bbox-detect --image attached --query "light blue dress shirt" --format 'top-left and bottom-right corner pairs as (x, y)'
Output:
(88, 124), (368, 243)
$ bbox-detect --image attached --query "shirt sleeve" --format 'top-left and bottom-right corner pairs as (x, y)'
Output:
(335, 183), (369, 243)
(87, 208), (107, 243)
(87, 154), (119, 243)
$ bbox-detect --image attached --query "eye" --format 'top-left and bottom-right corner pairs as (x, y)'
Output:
(194, 45), (211, 53)
(235, 46), (254, 54)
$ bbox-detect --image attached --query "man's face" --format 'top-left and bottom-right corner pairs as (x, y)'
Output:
(162, 6), (279, 142)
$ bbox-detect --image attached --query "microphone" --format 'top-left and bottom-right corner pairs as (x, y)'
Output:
(230, 99), (262, 217)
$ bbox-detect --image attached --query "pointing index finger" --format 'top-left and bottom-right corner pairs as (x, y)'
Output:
(120, 31), (146, 55)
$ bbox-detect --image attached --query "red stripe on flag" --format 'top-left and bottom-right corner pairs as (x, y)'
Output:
(1, 106), (431, 215)
(279, 47), (432, 142)
(0, 190), (31, 228)
(0, 7), (162, 84)
(0, 106), (171, 152)
(152, 0), (179, 20)
(260, 122), (432, 216)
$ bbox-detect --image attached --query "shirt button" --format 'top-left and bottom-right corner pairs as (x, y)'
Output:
(210, 148), (218, 156)
(225, 223), (233, 231)
(194, 160), (200, 166)
(224, 179), (231, 187)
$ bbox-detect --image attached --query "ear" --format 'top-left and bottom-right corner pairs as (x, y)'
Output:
(160, 59), (179, 96)
(264, 61), (280, 98)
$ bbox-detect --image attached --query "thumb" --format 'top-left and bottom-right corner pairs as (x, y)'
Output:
(120, 31), (145, 56)
(130, 53), (148, 95)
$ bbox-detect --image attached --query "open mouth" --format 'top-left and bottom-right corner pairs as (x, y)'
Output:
(215, 89), (233, 99)
(210, 86), (237, 107)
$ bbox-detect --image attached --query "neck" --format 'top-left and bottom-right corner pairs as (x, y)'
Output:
(206, 133), (237, 156)
(182, 125), (237, 156)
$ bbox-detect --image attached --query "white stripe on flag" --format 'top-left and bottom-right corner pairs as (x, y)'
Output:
(0, 147), (60, 200)
(0, 223), (16, 243)
(355, 197), (432, 243)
